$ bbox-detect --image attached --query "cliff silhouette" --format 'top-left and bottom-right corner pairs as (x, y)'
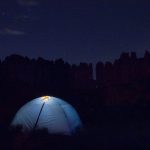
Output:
(0, 51), (150, 126)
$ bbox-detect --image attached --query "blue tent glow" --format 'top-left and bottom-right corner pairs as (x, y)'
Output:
(11, 96), (82, 135)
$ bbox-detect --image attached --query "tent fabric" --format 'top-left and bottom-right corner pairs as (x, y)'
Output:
(11, 96), (82, 135)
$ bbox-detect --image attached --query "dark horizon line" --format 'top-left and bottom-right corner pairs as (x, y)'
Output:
(0, 50), (150, 65)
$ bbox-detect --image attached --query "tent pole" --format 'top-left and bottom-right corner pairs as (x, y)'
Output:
(33, 102), (45, 131)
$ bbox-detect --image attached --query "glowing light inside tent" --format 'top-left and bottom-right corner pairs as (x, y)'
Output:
(41, 96), (50, 102)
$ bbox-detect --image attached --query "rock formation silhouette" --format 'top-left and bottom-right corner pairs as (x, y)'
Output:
(1, 51), (150, 126)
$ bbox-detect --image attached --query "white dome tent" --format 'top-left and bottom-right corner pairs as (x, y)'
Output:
(11, 96), (82, 135)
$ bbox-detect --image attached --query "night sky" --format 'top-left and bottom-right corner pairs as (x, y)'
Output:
(0, 0), (150, 63)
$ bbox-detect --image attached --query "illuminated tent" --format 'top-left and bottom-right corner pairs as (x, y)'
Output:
(11, 96), (82, 135)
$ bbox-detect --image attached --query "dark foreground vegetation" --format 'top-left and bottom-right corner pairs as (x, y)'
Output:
(1, 51), (150, 149)
(1, 106), (150, 150)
